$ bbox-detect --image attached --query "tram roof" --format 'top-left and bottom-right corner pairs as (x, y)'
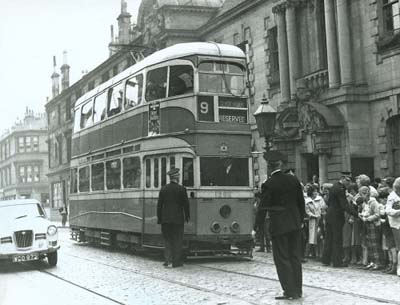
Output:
(75, 42), (245, 107)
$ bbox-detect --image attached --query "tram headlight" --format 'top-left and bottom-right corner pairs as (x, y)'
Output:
(219, 205), (231, 219)
(230, 221), (240, 233)
(210, 221), (221, 233)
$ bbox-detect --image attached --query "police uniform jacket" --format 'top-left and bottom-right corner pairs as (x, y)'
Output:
(256, 170), (305, 236)
(326, 181), (357, 224)
(157, 181), (190, 224)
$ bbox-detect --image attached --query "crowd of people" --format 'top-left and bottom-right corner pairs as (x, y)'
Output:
(254, 172), (400, 276)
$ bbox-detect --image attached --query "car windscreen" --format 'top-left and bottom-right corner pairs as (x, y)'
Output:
(0, 203), (45, 220)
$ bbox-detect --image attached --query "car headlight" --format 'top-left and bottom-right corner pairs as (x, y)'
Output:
(47, 225), (58, 236)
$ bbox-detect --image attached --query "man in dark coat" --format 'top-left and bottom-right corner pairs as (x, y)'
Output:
(157, 168), (190, 267)
(321, 172), (358, 267)
(255, 151), (305, 300)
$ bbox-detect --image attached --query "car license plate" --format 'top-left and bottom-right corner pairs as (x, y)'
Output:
(12, 253), (39, 263)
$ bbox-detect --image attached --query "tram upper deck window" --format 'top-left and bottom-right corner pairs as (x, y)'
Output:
(93, 92), (107, 124)
(106, 159), (121, 190)
(108, 83), (123, 117)
(200, 157), (249, 186)
(198, 62), (246, 95)
(145, 67), (167, 102)
(91, 162), (104, 191)
(79, 166), (90, 192)
(123, 157), (141, 188)
(80, 100), (93, 129)
(125, 74), (143, 110)
(168, 65), (194, 97)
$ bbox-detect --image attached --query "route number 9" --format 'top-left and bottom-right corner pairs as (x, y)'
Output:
(197, 97), (214, 121)
(200, 101), (209, 114)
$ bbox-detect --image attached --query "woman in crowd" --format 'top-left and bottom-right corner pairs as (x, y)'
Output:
(379, 189), (397, 274)
(305, 185), (325, 258)
(386, 177), (400, 276)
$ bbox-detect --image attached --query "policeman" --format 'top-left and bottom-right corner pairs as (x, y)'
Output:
(157, 168), (190, 267)
(255, 151), (305, 300)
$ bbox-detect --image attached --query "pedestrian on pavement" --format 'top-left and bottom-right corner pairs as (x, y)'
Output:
(157, 168), (190, 268)
(321, 172), (358, 268)
(59, 205), (68, 227)
(255, 151), (305, 300)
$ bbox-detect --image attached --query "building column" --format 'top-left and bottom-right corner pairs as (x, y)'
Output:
(336, 0), (353, 86)
(286, 4), (300, 99)
(318, 153), (328, 186)
(324, 0), (340, 88)
(273, 5), (290, 107)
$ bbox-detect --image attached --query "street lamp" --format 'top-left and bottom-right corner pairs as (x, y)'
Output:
(253, 96), (277, 152)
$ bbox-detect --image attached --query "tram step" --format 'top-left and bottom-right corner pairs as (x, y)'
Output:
(100, 231), (111, 246)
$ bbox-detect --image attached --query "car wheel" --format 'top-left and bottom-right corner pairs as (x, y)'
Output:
(47, 251), (58, 267)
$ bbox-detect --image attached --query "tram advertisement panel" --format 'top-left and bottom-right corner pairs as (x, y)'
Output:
(148, 102), (160, 136)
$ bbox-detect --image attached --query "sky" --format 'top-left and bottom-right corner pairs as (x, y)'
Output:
(0, 0), (141, 133)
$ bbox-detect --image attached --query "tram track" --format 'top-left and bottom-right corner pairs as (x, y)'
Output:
(33, 253), (260, 305)
(37, 249), (400, 305)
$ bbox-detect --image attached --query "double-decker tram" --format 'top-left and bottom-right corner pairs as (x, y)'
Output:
(69, 42), (254, 257)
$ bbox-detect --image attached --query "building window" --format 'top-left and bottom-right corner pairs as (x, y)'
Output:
(383, 0), (400, 34)
(52, 182), (63, 208)
(33, 165), (40, 182)
(25, 137), (32, 152)
(32, 136), (39, 152)
(66, 97), (72, 121)
(233, 33), (240, 45)
(18, 165), (38, 183)
(18, 137), (25, 153)
(378, 0), (400, 52)
(268, 26), (280, 86)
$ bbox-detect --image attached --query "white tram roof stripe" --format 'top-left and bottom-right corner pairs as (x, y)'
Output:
(75, 42), (245, 107)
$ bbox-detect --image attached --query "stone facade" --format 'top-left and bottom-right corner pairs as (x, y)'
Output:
(50, 0), (400, 193)
(0, 109), (49, 203)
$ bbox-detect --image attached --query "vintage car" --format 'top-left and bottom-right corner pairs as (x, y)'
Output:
(0, 199), (60, 266)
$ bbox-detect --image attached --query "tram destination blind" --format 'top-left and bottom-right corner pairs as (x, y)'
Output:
(218, 97), (247, 124)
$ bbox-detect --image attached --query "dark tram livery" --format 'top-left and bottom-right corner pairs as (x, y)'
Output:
(69, 42), (254, 257)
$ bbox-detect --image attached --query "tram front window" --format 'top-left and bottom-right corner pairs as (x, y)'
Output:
(198, 62), (246, 95)
(200, 157), (249, 186)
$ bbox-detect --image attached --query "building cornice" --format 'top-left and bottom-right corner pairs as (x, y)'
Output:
(159, 5), (219, 14)
(199, 0), (266, 36)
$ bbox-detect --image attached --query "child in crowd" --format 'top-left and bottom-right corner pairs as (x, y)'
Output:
(358, 186), (384, 271)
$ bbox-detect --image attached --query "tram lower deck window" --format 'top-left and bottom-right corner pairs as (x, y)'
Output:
(200, 157), (249, 186)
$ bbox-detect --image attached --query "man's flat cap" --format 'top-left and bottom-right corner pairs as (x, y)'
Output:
(263, 150), (286, 162)
(167, 168), (180, 177)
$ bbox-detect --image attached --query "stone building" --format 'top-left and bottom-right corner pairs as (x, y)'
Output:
(49, 0), (400, 195)
(45, 1), (142, 217)
(134, 0), (400, 185)
(0, 108), (49, 203)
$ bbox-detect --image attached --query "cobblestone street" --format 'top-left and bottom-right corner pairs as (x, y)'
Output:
(1, 227), (400, 305)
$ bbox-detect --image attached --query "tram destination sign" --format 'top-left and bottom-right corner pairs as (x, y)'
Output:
(219, 97), (247, 108)
(219, 109), (247, 123)
(219, 97), (248, 124)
